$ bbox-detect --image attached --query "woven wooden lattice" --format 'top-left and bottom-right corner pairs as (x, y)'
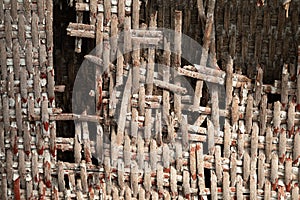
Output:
(0, 0), (300, 200)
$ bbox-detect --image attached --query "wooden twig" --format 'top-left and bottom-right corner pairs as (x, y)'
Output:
(174, 10), (182, 120)
(177, 67), (225, 85)
(281, 64), (289, 108)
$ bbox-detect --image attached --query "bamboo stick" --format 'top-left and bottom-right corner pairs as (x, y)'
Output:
(170, 166), (178, 197)
(2, 95), (9, 132)
(0, 0), (3, 24)
(292, 186), (299, 200)
(50, 122), (56, 158)
(270, 153), (278, 190)
(146, 47), (155, 94)
(174, 10), (182, 120)
(162, 143), (170, 169)
(104, 0), (111, 24)
(15, 94), (22, 135)
(210, 171), (217, 200)
(211, 84), (220, 135)
(75, 0), (83, 53)
(4, 10), (12, 49)
(157, 163), (164, 194)
(0, 122), (4, 155)
(223, 171), (230, 200)
(80, 161), (88, 193)
(207, 119), (215, 155)
(154, 79), (187, 95)
(215, 145), (222, 185)
(24, 0), (31, 22)
(231, 95), (239, 128)
(124, 134), (131, 167)
(18, 150), (26, 188)
(117, 161), (125, 190)
(260, 95), (267, 135)
(225, 56), (233, 108)
(149, 139), (157, 170)
(117, 72), (132, 145)
(175, 142), (183, 171)
(131, 39), (140, 142)
(230, 152), (237, 187)
(287, 101), (295, 135)
(297, 46), (300, 110)
(13, 39), (20, 80)
(7, 68), (14, 98)
(293, 130), (300, 163)
(20, 68), (28, 103)
(177, 67), (225, 85)
(124, 17), (132, 63)
(18, 14), (26, 49)
(96, 124), (103, 164)
(144, 108), (151, 145)
(74, 122), (82, 163)
(249, 168), (257, 200)
(143, 163), (151, 193)
(181, 115), (189, 151)
(258, 151), (265, 189)
(279, 129), (286, 163)
(58, 161), (65, 191)
(44, 152), (51, 188)
(32, 12), (39, 49)
(118, 0), (125, 25)
(243, 150), (250, 183)
(0, 39), (7, 84)
(89, 0), (97, 25)
(251, 123), (259, 160)
(46, 5), (53, 53)
(190, 144), (197, 188)
(281, 64), (289, 107)
(116, 49), (124, 87)
(245, 94), (253, 133)
(285, 158), (292, 192)
(223, 120), (231, 158)
(37, 0), (45, 22)
(254, 65), (263, 106)
(236, 175), (243, 200)
(196, 143), (205, 194)
(193, 80), (203, 109)
(137, 134), (144, 170)
(82, 120), (92, 164)
(274, 101), (281, 133)
(42, 97), (49, 134)
(110, 14), (118, 61)
(265, 126), (272, 163)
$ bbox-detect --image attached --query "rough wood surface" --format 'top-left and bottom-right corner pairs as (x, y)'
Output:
(0, 1), (299, 199)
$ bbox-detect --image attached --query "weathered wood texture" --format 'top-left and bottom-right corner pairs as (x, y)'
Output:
(0, 0), (56, 199)
(1, 0), (300, 199)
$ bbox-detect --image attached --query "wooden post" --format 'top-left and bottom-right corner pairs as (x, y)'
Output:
(174, 10), (182, 120)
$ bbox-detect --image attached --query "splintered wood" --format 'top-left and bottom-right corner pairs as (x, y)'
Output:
(0, 0), (300, 199)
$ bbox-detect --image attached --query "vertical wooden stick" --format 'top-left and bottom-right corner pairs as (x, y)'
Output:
(174, 10), (182, 120)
